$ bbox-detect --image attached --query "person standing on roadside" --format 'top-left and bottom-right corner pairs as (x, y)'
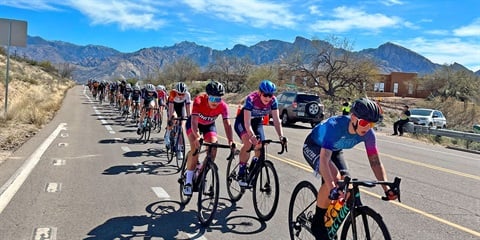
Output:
(392, 105), (410, 136)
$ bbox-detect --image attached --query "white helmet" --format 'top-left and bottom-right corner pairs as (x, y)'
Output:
(174, 82), (187, 93)
(156, 85), (166, 91)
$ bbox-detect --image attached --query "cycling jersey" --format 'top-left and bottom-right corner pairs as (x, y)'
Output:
(131, 90), (141, 102)
(168, 90), (191, 104)
(142, 91), (158, 107)
(123, 89), (132, 100)
(156, 90), (167, 106)
(234, 91), (278, 141)
(242, 91), (278, 117)
(191, 93), (229, 125)
(307, 115), (377, 154)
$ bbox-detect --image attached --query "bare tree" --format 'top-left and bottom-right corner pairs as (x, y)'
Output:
(58, 62), (76, 79)
(208, 55), (252, 93)
(283, 36), (377, 99)
(162, 57), (200, 85)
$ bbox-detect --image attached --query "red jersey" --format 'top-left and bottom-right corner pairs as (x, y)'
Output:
(192, 93), (229, 125)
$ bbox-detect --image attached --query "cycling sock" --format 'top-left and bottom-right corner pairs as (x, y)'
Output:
(312, 206), (328, 240)
(238, 162), (247, 176)
(185, 170), (194, 184)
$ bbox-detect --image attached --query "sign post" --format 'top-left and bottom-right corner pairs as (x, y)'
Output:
(0, 18), (27, 117)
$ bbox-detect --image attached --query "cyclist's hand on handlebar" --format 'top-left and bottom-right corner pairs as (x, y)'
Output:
(328, 187), (344, 200)
(382, 189), (398, 201)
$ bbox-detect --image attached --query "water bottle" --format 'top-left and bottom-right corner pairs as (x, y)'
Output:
(195, 159), (203, 179)
(324, 198), (345, 227)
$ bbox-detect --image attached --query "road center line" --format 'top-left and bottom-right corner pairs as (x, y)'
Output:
(0, 123), (67, 214)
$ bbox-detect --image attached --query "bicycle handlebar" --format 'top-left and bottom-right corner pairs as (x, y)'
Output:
(247, 136), (288, 154)
(338, 176), (402, 202)
(192, 138), (236, 160)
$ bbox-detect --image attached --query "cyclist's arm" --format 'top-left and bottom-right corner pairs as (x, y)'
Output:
(367, 153), (391, 192)
(319, 148), (336, 190)
(222, 118), (234, 144)
(185, 102), (191, 117)
(243, 109), (255, 138)
(190, 115), (200, 137)
(271, 109), (284, 139)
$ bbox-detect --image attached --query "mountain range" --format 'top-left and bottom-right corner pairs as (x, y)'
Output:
(8, 36), (480, 83)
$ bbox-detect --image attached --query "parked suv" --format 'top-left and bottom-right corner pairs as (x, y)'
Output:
(275, 91), (325, 128)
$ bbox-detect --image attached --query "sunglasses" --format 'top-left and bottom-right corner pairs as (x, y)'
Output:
(262, 92), (273, 98)
(208, 95), (222, 103)
(357, 118), (375, 128)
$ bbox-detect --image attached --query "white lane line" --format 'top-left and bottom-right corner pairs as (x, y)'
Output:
(151, 187), (170, 200)
(33, 227), (57, 240)
(121, 146), (131, 152)
(0, 123), (67, 214)
(85, 90), (116, 134)
(186, 232), (208, 240)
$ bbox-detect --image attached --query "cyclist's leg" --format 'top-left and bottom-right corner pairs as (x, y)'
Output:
(183, 117), (201, 195)
(137, 106), (146, 134)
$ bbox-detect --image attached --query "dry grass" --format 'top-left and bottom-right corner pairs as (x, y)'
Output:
(0, 53), (75, 159)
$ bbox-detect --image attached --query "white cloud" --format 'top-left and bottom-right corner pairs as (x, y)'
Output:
(182, 0), (297, 28)
(309, 6), (403, 32)
(398, 37), (480, 71)
(0, 0), (61, 10)
(69, 0), (167, 30)
(453, 18), (480, 37)
(381, 0), (404, 6)
(308, 5), (322, 16)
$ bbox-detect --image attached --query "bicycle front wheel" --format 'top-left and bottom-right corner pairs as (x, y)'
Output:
(226, 152), (244, 202)
(340, 206), (391, 240)
(252, 160), (279, 221)
(288, 181), (318, 240)
(175, 129), (186, 171)
(197, 162), (220, 226)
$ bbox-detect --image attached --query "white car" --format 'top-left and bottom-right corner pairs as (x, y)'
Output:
(409, 108), (447, 128)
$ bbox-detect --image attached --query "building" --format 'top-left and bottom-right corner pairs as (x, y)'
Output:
(369, 72), (430, 98)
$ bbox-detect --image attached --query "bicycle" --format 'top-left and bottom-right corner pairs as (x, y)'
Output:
(288, 175), (401, 240)
(165, 117), (187, 169)
(225, 136), (287, 221)
(138, 107), (153, 144)
(178, 138), (235, 226)
(152, 107), (163, 133)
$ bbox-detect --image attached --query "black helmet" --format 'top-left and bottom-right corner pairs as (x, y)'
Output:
(351, 98), (380, 122)
(205, 80), (225, 96)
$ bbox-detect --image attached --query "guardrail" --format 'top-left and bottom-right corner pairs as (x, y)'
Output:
(404, 123), (480, 151)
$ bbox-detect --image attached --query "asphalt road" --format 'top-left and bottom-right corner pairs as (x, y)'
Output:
(0, 86), (478, 240)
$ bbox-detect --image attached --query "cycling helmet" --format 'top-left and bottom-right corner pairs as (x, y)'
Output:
(259, 79), (276, 94)
(156, 85), (166, 91)
(133, 85), (140, 91)
(126, 83), (132, 90)
(174, 82), (187, 93)
(145, 83), (155, 92)
(205, 80), (225, 96)
(350, 98), (381, 123)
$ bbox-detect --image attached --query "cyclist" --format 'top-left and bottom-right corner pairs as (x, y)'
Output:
(130, 85), (142, 120)
(302, 97), (398, 239)
(165, 82), (192, 159)
(234, 79), (285, 187)
(182, 80), (235, 196)
(156, 84), (168, 125)
(122, 83), (133, 115)
(137, 84), (158, 134)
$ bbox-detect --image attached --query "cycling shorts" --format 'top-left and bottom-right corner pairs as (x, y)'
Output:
(303, 134), (349, 182)
(186, 116), (217, 142)
(234, 110), (265, 141)
(173, 102), (187, 117)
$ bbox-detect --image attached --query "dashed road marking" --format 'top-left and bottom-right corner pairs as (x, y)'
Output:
(45, 183), (61, 193)
(32, 227), (57, 240)
(0, 123), (67, 214)
(52, 159), (65, 166)
(151, 187), (170, 200)
(121, 146), (131, 152)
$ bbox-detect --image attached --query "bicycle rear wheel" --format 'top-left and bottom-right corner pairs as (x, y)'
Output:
(197, 162), (220, 226)
(340, 206), (391, 240)
(288, 181), (318, 240)
(252, 160), (279, 221)
(226, 152), (244, 202)
(143, 120), (151, 144)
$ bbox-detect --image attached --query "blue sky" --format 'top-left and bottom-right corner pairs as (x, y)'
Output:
(1, 0), (479, 71)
